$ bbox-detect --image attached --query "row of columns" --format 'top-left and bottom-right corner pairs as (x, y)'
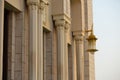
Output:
(54, 19), (85, 80)
(27, 0), (85, 80)
(0, 1), (85, 80)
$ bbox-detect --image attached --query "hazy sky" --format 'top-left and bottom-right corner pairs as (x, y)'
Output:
(93, 0), (120, 80)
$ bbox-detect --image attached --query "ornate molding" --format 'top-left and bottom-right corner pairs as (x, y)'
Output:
(27, 0), (40, 11)
(73, 31), (84, 41)
(27, 0), (39, 6)
(65, 22), (70, 32)
(38, 0), (49, 28)
(29, 4), (38, 10)
(53, 14), (71, 31)
(74, 35), (83, 41)
(55, 19), (71, 33)
(53, 14), (71, 24)
(55, 20), (65, 29)
(40, 0), (49, 10)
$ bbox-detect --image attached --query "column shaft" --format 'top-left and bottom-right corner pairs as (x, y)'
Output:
(72, 39), (77, 80)
(0, 0), (4, 79)
(56, 21), (65, 80)
(75, 35), (84, 80)
(37, 8), (43, 80)
(65, 29), (68, 80)
(28, 4), (38, 80)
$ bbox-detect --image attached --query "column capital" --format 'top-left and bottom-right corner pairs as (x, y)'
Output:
(27, 0), (40, 6)
(55, 20), (66, 28)
(73, 31), (84, 41)
(55, 20), (71, 31)
(65, 22), (70, 32)
(39, 0), (49, 10)
(74, 35), (83, 41)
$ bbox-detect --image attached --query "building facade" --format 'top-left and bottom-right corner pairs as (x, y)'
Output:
(0, 0), (96, 80)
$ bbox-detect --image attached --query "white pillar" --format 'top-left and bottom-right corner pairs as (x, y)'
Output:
(55, 20), (66, 80)
(64, 24), (69, 80)
(37, 3), (43, 80)
(27, 1), (39, 80)
(74, 34), (84, 80)
(0, 0), (4, 79)
(72, 38), (77, 80)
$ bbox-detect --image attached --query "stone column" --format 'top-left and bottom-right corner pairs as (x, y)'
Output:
(0, 0), (4, 79)
(74, 33), (84, 80)
(55, 20), (66, 80)
(27, 1), (39, 80)
(64, 23), (69, 80)
(72, 39), (77, 80)
(37, 2), (44, 80)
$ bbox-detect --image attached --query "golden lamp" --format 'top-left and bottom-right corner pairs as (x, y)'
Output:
(86, 25), (98, 53)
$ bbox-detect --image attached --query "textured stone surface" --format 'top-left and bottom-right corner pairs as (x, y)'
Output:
(0, 0), (95, 80)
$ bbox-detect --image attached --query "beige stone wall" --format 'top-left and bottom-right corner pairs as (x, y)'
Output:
(0, 0), (95, 80)
(84, 0), (95, 80)
(5, 0), (24, 11)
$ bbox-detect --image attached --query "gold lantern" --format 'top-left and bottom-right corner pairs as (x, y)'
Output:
(86, 27), (98, 53)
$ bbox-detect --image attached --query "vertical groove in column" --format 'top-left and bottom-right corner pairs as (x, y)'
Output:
(80, 40), (84, 80)
(64, 27), (68, 80)
(72, 39), (77, 80)
(76, 40), (81, 80)
(0, 0), (4, 79)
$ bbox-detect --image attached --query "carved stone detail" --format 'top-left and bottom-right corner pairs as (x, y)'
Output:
(38, 0), (49, 27)
(40, 0), (49, 10)
(55, 20), (70, 31)
(65, 22), (70, 32)
(74, 31), (84, 41)
(27, 0), (39, 6)
(55, 20), (65, 28)
(29, 4), (38, 10)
